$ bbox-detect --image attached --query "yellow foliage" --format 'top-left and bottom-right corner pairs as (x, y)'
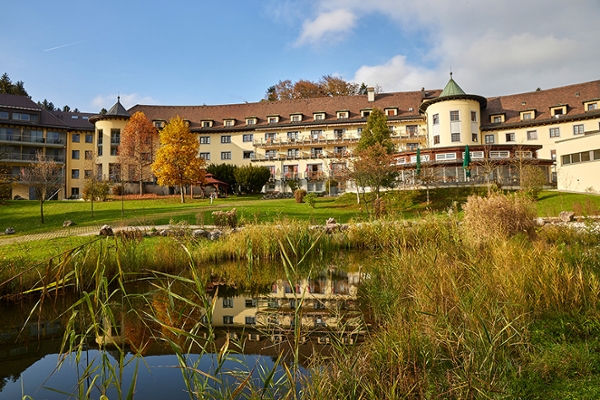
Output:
(152, 116), (205, 201)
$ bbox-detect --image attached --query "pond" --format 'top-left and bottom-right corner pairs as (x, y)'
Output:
(0, 259), (369, 399)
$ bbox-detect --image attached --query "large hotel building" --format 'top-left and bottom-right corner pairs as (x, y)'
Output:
(2, 76), (600, 199)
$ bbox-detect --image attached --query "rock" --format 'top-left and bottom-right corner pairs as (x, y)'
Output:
(99, 225), (113, 236)
(209, 230), (223, 240)
(159, 229), (170, 236)
(326, 217), (337, 225)
(63, 220), (76, 227)
(5, 227), (15, 235)
(559, 211), (575, 222)
(535, 217), (546, 226)
(13, 195), (24, 200)
(193, 229), (209, 239)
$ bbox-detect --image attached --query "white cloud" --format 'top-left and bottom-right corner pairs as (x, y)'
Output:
(301, 0), (600, 95)
(91, 93), (158, 111)
(294, 8), (357, 47)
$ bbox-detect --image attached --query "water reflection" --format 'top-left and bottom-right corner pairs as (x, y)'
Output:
(0, 264), (366, 398)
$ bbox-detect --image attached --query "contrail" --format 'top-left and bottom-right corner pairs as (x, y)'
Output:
(44, 40), (88, 52)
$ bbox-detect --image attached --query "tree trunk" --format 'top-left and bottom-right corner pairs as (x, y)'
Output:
(39, 199), (45, 223)
(139, 179), (143, 195)
(180, 185), (185, 203)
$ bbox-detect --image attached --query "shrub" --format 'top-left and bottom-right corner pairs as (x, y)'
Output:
(520, 165), (546, 200)
(462, 193), (536, 242)
(112, 184), (124, 196)
(212, 208), (237, 228)
(83, 179), (111, 201)
(304, 193), (317, 208)
(294, 189), (307, 203)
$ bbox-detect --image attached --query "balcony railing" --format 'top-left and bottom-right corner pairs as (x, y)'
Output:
(305, 171), (325, 181)
(0, 153), (65, 163)
(253, 135), (360, 148)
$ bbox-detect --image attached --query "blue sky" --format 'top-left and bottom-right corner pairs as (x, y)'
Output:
(2, 0), (599, 112)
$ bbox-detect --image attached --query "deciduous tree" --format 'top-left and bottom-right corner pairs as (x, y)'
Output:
(352, 143), (398, 204)
(357, 108), (394, 154)
(152, 116), (205, 203)
(20, 152), (64, 223)
(118, 111), (159, 194)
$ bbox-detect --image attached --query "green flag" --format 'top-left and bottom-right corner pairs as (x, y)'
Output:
(416, 147), (421, 175)
(463, 145), (471, 178)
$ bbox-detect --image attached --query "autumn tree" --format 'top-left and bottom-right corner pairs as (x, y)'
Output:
(234, 165), (271, 194)
(152, 116), (206, 203)
(20, 152), (64, 223)
(264, 75), (363, 101)
(118, 111), (159, 194)
(352, 143), (398, 204)
(357, 108), (394, 154)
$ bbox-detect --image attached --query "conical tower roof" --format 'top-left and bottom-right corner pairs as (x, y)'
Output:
(89, 96), (131, 123)
(419, 73), (487, 113)
(439, 73), (466, 97)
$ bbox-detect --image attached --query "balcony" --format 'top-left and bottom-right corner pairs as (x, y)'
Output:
(282, 172), (300, 180)
(0, 153), (65, 163)
(253, 134), (361, 148)
(305, 171), (325, 181)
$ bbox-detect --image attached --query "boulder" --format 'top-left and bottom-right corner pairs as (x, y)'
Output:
(209, 230), (223, 240)
(5, 227), (15, 235)
(193, 229), (209, 239)
(559, 211), (575, 222)
(99, 225), (114, 236)
(63, 220), (76, 227)
(535, 217), (546, 226)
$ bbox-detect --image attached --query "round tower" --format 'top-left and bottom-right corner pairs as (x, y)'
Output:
(419, 74), (487, 148)
(89, 97), (130, 180)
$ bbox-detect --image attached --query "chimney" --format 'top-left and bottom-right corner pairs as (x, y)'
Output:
(367, 87), (375, 102)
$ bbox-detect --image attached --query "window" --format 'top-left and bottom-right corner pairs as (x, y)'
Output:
(361, 110), (371, 118)
(311, 130), (322, 140)
(433, 135), (440, 144)
(552, 107), (565, 116)
(153, 121), (164, 129)
(97, 130), (103, 144)
(202, 121), (212, 128)
(436, 153), (457, 161)
(287, 148), (300, 158)
(12, 112), (38, 122)
(85, 150), (93, 160)
(223, 316), (234, 324)
(221, 135), (231, 143)
(522, 112), (532, 120)
(71, 169), (80, 179)
(357, 128), (363, 136)
(527, 130), (538, 140)
(485, 135), (495, 144)
(0, 111), (8, 119)
(432, 114), (439, 125)
(587, 103), (598, 111)
(386, 108), (397, 116)
(472, 133), (478, 142)
(406, 125), (418, 136)
(72, 150), (80, 159)
(450, 111), (460, 121)
(110, 129), (120, 144)
(246, 118), (256, 125)
(471, 111), (477, 122)
(245, 316), (256, 325)
(551, 150), (556, 161)
(243, 134), (253, 142)
(268, 116), (278, 124)
(573, 124), (584, 135)
(243, 151), (254, 159)
(451, 133), (460, 142)
(505, 132), (515, 142)
(549, 127), (560, 138)
(490, 151), (510, 158)
(287, 131), (299, 141)
(265, 150), (277, 159)
(245, 299), (257, 308)
(199, 152), (210, 160)
(97, 146), (103, 156)
(47, 131), (60, 144)
(85, 134), (93, 143)
(72, 134), (80, 143)
(224, 119), (234, 127)
(492, 115), (502, 123)
(406, 143), (419, 151)
(110, 146), (118, 156)
(334, 129), (345, 139)
(223, 298), (234, 308)
(221, 151), (231, 160)
(515, 151), (533, 159)
(200, 136), (210, 144)
(71, 187), (79, 197)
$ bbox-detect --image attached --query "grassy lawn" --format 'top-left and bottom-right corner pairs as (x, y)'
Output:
(1, 189), (600, 239)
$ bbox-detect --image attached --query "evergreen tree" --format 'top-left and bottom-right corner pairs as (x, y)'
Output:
(357, 108), (394, 154)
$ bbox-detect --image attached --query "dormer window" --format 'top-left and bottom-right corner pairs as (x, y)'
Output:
(290, 114), (302, 122)
(183, 120), (191, 127)
(267, 115), (280, 124)
(224, 119), (235, 127)
(550, 105), (567, 117)
(360, 109), (372, 118)
(336, 111), (349, 119)
(520, 110), (535, 121)
(313, 112), (325, 121)
(246, 117), (257, 125)
(201, 120), (213, 128)
(491, 114), (505, 124)
(153, 120), (165, 129)
(385, 108), (398, 116)
(584, 100), (599, 111)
